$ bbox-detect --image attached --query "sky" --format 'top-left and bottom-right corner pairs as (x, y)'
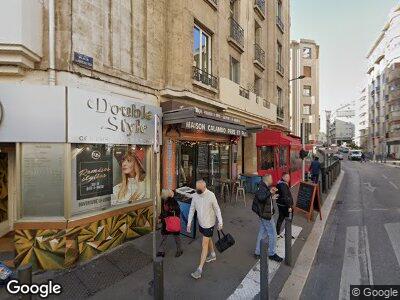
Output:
(291, 0), (400, 133)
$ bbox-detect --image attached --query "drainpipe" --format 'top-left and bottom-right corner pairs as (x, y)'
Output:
(48, 0), (56, 85)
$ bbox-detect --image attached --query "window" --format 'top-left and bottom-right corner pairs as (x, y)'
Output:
(254, 74), (262, 96)
(302, 47), (312, 59)
(258, 146), (274, 170)
(303, 85), (311, 96)
(276, 0), (282, 20)
(255, 21), (261, 45)
(71, 144), (150, 216)
(303, 104), (311, 115)
(276, 42), (282, 65)
(303, 66), (312, 77)
(193, 25), (211, 73)
(277, 86), (283, 108)
(230, 0), (239, 20)
(301, 123), (312, 144)
(279, 146), (288, 167)
(230, 56), (240, 84)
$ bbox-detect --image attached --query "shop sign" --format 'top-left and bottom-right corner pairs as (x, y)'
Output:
(68, 88), (162, 145)
(194, 107), (240, 124)
(0, 84), (66, 143)
(183, 120), (247, 137)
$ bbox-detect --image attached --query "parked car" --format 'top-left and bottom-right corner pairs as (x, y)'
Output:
(349, 150), (362, 161)
(339, 147), (349, 153)
(333, 153), (344, 160)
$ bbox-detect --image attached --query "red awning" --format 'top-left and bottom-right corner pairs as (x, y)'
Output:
(256, 128), (291, 146)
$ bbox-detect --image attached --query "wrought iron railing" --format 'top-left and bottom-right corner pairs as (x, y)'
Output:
(209, 0), (218, 6)
(277, 106), (284, 119)
(276, 62), (284, 75)
(230, 18), (244, 48)
(276, 16), (284, 32)
(254, 43), (265, 67)
(254, 0), (265, 15)
(239, 86), (250, 99)
(192, 66), (218, 89)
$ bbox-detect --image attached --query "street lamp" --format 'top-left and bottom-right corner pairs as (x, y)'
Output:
(289, 75), (305, 82)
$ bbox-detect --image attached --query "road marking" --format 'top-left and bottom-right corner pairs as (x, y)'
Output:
(382, 174), (388, 179)
(347, 209), (362, 212)
(339, 226), (373, 300)
(384, 223), (400, 266)
(372, 208), (389, 211)
(228, 225), (302, 300)
(363, 182), (376, 192)
(389, 181), (399, 190)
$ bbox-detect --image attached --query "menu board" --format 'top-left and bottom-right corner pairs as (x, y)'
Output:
(295, 181), (322, 221)
(197, 144), (209, 181)
(21, 144), (65, 217)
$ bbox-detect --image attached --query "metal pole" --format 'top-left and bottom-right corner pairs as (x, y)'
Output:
(152, 114), (160, 260)
(153, 257), (164, 300)
(18, 263), (32, 300)
(260, 237), (269, 300)
(284, 217), (292, 266)
(301, 118), (305, 181)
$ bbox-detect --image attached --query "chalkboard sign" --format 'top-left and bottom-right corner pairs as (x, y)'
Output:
(295, 181), (322, 221)
(197, 144), (209, 181)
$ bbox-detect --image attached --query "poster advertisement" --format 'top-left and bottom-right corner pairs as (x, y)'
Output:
(76, 145), (113, 200)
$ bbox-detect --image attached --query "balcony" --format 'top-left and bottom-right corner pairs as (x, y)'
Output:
(254, 43), (265, 70)
(219, 77), (277, 122)
(388, 110), (400, 122)
(254, 0), (266, 19)
(239, 86), (249, 99)
(228, 18), (244, 53)
(276, 16), (285, 32)
(387, 65), (400, 83)
(192, 66), (218, 90)
(0, 0), (43, 75)
(204, 0), (218, 9)
(387, 131), (400, 143)
(277, 106), (284, 120)
(276, 62), (284, 76)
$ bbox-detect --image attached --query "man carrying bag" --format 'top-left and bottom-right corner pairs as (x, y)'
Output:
(252, 174), (283, 262)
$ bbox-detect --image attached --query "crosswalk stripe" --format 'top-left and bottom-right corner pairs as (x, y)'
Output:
(384, 223), (400, 266)
(228, 225), (302, 300)
(339, 226), (373, 300)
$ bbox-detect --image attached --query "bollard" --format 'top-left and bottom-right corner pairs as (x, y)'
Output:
(260, 237), (269, 300)
(18, 263), (32, 300)
(284, 217), (292, 266)
(153, 257), (164, 300)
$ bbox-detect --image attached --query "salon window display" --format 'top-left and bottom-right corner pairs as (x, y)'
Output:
(72, 144), (150, 216)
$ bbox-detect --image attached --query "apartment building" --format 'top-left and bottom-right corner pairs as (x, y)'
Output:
(0, 0), (291, 270)
(329, 119), (355, 145)
(366, 4), (400, 159)
(357, 88), (369, 149)
(290, 39), (320, 144)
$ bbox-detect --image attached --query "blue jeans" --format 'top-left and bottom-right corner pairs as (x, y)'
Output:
(255, 217), (277, 256)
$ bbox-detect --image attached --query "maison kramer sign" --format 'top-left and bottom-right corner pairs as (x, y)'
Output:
(68, 88), (162, 145)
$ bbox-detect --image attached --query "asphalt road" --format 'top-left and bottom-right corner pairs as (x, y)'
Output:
(301, 160), (400, 300)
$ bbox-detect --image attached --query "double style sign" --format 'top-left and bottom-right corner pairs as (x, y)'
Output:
(294, 181), (322, 222)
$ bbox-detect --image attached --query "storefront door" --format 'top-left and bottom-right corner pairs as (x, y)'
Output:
(0, 149), (14, 237)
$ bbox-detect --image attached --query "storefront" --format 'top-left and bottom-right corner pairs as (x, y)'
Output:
(161, 102), (247, 193)
(0, 84), (161, 270)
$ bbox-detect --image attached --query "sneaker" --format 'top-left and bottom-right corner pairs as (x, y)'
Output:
(175, 250), (183, 258)
(191, 268), (202, 279)
(156, 251), (165, 258)
(206, 254), (216, 263)
(269, 254), (283, 262)
(277, 234), (283, 239)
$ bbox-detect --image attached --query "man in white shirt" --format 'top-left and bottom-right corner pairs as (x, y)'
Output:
(187, 179), (223, 279)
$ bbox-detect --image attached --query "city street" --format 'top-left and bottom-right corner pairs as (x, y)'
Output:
(301, 160), (400, 299)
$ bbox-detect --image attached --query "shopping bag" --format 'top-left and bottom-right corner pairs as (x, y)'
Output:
(165, 214), (181, 233)
(215, 230), (235, 253)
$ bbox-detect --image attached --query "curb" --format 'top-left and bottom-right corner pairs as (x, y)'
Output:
(278, 170), (345, 300)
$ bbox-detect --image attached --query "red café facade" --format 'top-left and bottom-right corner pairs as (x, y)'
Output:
(256, 128), (312, 187)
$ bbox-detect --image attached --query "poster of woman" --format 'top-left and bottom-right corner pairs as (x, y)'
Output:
(111, 147), (146, 206)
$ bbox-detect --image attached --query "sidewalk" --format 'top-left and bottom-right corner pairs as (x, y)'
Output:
(1, 186), (322, 300)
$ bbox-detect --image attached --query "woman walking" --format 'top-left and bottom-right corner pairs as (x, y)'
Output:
(157, 189), (183, 258)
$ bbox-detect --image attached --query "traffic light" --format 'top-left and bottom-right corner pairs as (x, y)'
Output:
(300, 149), (309, 160)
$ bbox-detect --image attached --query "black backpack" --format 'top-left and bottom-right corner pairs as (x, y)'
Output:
(252, 193), (261, 217)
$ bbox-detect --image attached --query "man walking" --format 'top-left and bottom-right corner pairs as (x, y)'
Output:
(276, 173), (294, 238)
(253, 174), (283, 262)
(309, 156), (321, 184)
(187, 179), (223, 279)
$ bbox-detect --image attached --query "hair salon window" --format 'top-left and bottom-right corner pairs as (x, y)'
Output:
(71, 144), (150, 216)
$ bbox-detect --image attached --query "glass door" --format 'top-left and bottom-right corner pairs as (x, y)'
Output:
(177, 143), (196, 188)
(209, 145), (220, 190)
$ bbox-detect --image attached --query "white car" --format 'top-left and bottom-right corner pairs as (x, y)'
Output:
(333, 153), (344, 160)
(349, 150), (362, 161)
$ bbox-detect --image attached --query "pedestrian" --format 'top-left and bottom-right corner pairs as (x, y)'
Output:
(187, 179), (223, 279)
(253, 174), (283, 262)
(157, 189), (183, 258)
(276, 173), (294, 239)
(361, 152), (366, 163)
(309, 156), (321, 184)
